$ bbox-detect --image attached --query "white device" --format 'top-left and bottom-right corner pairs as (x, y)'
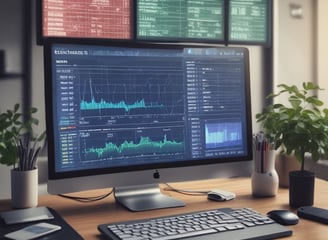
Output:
(4, 222), (61, 240)
(0, 207), (54, 225)
(207, 189), (236, 201)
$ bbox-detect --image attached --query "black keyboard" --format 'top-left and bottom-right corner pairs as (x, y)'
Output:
(98, 207), (292, 240)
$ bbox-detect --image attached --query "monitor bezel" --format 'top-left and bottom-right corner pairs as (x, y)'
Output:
(44, 37), (253, 183)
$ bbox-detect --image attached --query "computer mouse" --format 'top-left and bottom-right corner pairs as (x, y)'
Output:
(267, 210), (299, 225)
(207, 190), (236, 202)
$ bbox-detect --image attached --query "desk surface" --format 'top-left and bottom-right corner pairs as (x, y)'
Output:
(1, 177), (328, 239)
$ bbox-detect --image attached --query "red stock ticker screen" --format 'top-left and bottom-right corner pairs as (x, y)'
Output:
(42, 0), (131, 39)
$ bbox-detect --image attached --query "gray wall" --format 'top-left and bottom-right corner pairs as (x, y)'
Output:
(0, 0), (25, 200)
(0, 1), (23, 108)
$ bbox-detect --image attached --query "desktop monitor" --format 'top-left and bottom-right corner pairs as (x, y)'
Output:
(44, 39), (253, 211)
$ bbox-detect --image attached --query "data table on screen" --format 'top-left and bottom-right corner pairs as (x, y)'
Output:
(42, 0), (131, 39)
(136, 0), (225, 42)
(228, 0), (271, 44)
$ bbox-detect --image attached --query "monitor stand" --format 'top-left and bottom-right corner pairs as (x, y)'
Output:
(114, 184), (185, 212)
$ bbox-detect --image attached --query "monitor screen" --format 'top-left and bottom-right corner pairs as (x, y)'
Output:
(40, 0), (132, 40)
(228, 0), (272, 45)
(44, 39), (252, 211)
(136, 0), (225, 43)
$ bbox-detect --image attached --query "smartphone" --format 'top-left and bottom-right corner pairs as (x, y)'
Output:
(297, 206), (328, 224)
(4, 222), (61, 240)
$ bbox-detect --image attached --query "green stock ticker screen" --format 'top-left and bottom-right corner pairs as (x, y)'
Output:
(229, 0), (271, 45)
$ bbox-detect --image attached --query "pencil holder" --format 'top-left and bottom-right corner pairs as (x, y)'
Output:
(251, 168), (279, 197)
(251, 139), (279, 197)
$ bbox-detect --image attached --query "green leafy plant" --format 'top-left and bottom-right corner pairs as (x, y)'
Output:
(0, 104), (45, 170)
(256, 82), (328, 172)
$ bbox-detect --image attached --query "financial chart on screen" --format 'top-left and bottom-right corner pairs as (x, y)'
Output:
(50, 44), (249, 173)
(136, 0), (225, 42)
(42, 0), (131, 39)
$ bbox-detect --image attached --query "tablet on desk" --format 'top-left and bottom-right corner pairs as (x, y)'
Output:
(1, 207), (83, 240)
(0, 207), (54, 225)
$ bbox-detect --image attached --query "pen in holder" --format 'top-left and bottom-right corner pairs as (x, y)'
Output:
(251, 133), (279, 197)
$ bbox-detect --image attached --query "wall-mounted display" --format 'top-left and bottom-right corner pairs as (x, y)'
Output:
(228, 0), (272, 46)
(39, 0), (132, 41)
(37, 0), (272, 46)
(136, 0), (225, 43)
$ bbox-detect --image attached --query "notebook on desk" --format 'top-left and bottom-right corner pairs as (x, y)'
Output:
(0, 207), (83, 240)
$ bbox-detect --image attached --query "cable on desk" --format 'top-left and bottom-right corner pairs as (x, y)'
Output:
(163, 183), (209, 196)
(58, 189), (113, 202)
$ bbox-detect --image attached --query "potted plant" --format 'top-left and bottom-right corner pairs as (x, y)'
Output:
(256, 82), (328, 208)
(0, 103), (45, 208)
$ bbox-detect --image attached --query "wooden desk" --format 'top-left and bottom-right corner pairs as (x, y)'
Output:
(1, 177), (328, 239)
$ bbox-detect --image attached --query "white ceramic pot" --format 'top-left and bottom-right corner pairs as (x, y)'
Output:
(11, 168), (38, 208)
(252, 149), (279, 197)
